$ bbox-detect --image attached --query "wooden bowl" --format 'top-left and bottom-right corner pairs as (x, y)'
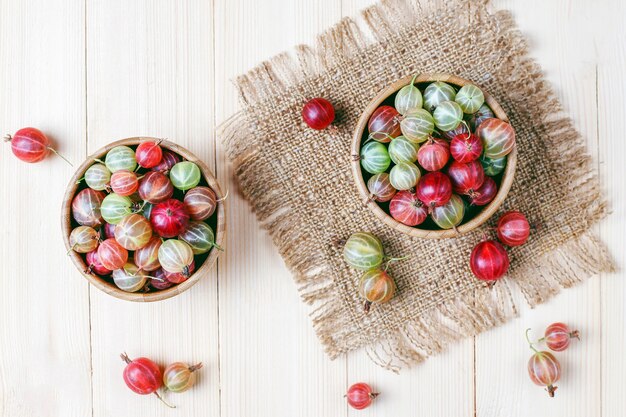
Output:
(61, 137), (226, 302)
(351, 73), (517, 239)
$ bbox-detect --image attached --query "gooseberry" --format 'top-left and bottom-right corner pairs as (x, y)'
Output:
(135, 141), (163, 168)
(150, 268), (174, 290)
(302, 98), (335, 130)
(447, 160), (485, 195)
(467, 103), (494, 130)
(112, 261), (148, 292)
(346, 382), (378, 410)
(183, 186), (217, 221)
(158, 239), (194, 275)
(179, 222), (219, 255)
(360, 141), (390, 174)
(400, 108), (434, 143)
(164, 259), (196, 284)
(389, 162), (421, 190)
(441, 122), (469, 141)
(480, 154), (506, 176)
(85, 249), (111, 276)
(84, 163), (111, 191)
(417, 137), (449, 171)
(468, 177), (497, 206)
(367, 173), (396, 203)
(4, 127), (72, 165)
(388, 136), (419, 164)
(110, 170), (139, 196)
(423, 81), (456, 111)
(120, 353), (174, 408)
(542, 322), (580, 352)
(69, 226), (100, 253)
(138, 171), (174, 204)
(455, 84), (484, 114)
(134, 236), (163, 272)
(470, 240), (509, 281)
(170, 161), (201, 191)
(97, 238), (129, 270)
(415, 172), (452, 210)
(389, 190), (427, 226)
(114, 214), (153, 250)
(358, 269), (395, 313)
(150, 199), (190, 238)
(105, 145), (137, 173)
(431, 194), (465, 230)
(367, 105), (401, 142)
(394, 76), (423, 115)
(450, 133), (483, 163)
(342, 232), (384, 270)
(526, 330), (561, 397)
(72, 188), (105, 227)
(103, 222), (116, 239)
(476, 118), (516, 159)
(433, 100), (463, 131)
(497, 211), (530, 246)
(163, 362), (203, 393)
(101, 193), (134, 225)
(151, 150), (180, 175)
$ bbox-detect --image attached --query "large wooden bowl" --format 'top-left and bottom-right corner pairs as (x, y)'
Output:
(61, 137), (226, 302)
(351, 73), (517, 239)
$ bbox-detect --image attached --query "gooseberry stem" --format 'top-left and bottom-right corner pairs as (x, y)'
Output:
(47, 146), (73, 166)
(154, 391), (176, 409)
(216, 189), (230, 202)
(189, 362), (203, 372)
(364, 300), (372, 314)
(525, 328), (539, 353)
(3, 134), (12, 142)
(383, 255), (410, 271)
(410, 74), (418, 86)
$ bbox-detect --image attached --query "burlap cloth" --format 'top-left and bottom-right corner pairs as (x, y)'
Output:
(218, 0), (613, 370)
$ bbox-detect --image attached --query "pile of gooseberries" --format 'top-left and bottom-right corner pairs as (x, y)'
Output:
(68, 141), (222, 293)
(358, 76), (516, 231)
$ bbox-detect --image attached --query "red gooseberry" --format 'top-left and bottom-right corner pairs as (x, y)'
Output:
(97, 238), (129, 271)
(103, 222), (116, 239)
(389, 190), (428, 226)
(450, 133), (483, 163)
(4, 127), (72, 165)
(302, 98), (335, 130)
(368, 105), (401, 142)
(526, 329), (561, 397)
(469, 240), (509, 281)
(346, 382), (378, 410)
(447, 160), (485, 195)
(542, 322), (580, 352)
(151, 150), (180, 174)
(150, 268), (175, 290)
(150, 199), (190, 238)
(72, 188), (105, 228)
(85, 250), (112, 276)
(120, 353), (174, 408)
(417, 137), (449, 171)
(110, 170), (140, 196)
(497, 211), (530, 246)
(138, 171), (174, 204)
(135, 141), (163, 168)
(164, 259), (196, 284)
(183, 186), (217, 220)
(415, 172), (452, 211)
(468, 177), (497, 206)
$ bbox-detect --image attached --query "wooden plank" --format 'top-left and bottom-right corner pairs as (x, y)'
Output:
(85, 1), (220, 415)
(476, 1), (602, 416)
(0, 0), (92, 416)
(213, 0), (348, 416)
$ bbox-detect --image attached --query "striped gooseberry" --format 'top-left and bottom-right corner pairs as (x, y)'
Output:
(389, 190), (427, 226)
(497, 211), (530, 246)
(134, 236), (163, 272)
(358, 269), (396, 313)
(441, 121), (469, 140)
(69, 226), (100, 253)
(388, 136), (419, 164)
(470, 239), (509, 281)
(110, 170), (139, 196)
(423, 81), (456, 111)
(450, 133), (483, 163)
(158, 239), (194, 275)
(542, 322), (580, 352)
(415, 172), (452, 210)
(367, 173), (396, 203)
(170, 161), (201, 191)
(302, 98), (335, 130)
(112, 261), (149, 292)
(150, 199), (190, 238)
(4, 127), (71, 165)
(480, 154), (507, 176)
(163, 362), (203, 393)
(105, 145), (137, 173)
(431, 194), (465, 230)
(433, 100), (463, 131)
(389, 162), (421, 190)
(468, 103), (494, 130)
(138, 171), (174, 204)
(394, 76), (423, 115)
(150, 268), (174, 290)
(72, 188), (105, 227)
(468, 177), (497, 206)
(151, 150), (180, 175)
(476, 118), (516, 158)
(164, 259), (195, 284)
(114, 214), (153, 250)
(367, 105), (401, 142)
(342, 232), (384, 270)
(85, 249), (111, 276)
(183, 186), (217, 221)
(103, 222), (116, 239)
(455, 84), (484, 114)
(346, 382), (378, 410)
(120, 353), (173, 408)
(135, 141), (163, 168)
(360, 141), (390, 175)
(400, 108), (434, 143)
(179, 221), (220, 255)
(447, 160), (485, 195)
(101, 193), (134, 225)
(417, 137), (449, 171)
(526, 329), (561, 397)
(97, 238), (129, 270)
(84, 163), (111, 191)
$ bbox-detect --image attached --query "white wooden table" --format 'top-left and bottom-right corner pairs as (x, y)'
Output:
(0, 1), (624, 416)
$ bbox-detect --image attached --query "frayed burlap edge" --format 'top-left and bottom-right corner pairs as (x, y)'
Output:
(218, 0), (614, 371)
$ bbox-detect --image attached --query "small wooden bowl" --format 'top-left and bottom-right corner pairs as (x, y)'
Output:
(351, 73), (517, 239)
(61, 137), (226, 302)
